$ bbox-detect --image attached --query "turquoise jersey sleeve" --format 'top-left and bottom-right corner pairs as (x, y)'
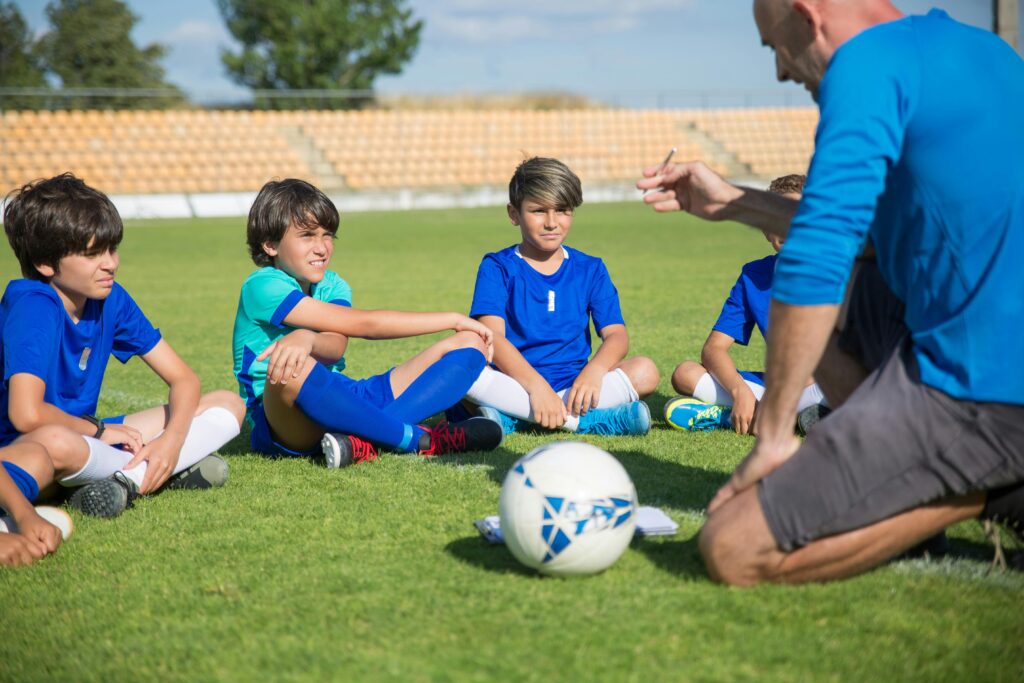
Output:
(241, 268), (305, 327)
(772, 23), (920, 306)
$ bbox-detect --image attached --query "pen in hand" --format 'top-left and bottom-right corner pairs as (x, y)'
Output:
(642, 147), (677, 195)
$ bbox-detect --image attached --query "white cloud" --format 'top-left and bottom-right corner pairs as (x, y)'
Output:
(165, 19), (227, 44)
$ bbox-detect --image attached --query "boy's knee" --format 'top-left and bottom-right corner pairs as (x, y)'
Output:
(671, 361), (704, 395)
(18, 425), (86, 473)
(4, 441), (55, 486)
(200, 390), (246, 424)
(626, 357), (660, 397)
(448, 330), (487, 355)
(264, 357), (319, 405)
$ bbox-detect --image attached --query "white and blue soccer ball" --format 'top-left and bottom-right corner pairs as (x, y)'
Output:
(499, 441), (637, 577)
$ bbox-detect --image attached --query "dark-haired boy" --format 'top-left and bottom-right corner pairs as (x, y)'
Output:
(233, 178), (502, 465)
(665, 174), (826, 433)
(461, 157), (659, 435)
(1, 174), (246, 517)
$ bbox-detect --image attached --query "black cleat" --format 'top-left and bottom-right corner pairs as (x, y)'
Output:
(68, 472), (139, 518)
(319, 433), (378, 468)
(164, 455), (229, 490)
(419, 417), (503, 456)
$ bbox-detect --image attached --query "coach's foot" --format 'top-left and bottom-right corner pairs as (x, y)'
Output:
(68, 472), (139, 518)
(478, 406), (520, 436)
(796, 403), (832, 437)
(165, 455), (229, 490)
(664, 397), (731, 432)
(979, 483), (1024, 571)
(320, 433), (378, 468)
(419, 418), (503, 456)
(576, 401), (651, 436)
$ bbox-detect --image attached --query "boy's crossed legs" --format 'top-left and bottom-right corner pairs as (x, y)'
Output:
(261, 331), (502, 461)
(19, 390), (244, 516)
(464, 356), (659, 434)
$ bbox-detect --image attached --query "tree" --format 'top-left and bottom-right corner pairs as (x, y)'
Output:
(217, 0), (423, 109)
(36, 0), (183, 109)
(0, 3), (49, 110)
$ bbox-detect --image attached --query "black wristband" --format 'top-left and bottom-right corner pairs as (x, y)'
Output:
(82, 414), (105, 439)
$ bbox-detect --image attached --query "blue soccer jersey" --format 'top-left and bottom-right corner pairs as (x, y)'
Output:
(713, 254), (775, 346)
(232, 267), (352, 413)
(772, 10), (1024, 404)
(470, 245), (625, 392)
(0, 280), (161, 446)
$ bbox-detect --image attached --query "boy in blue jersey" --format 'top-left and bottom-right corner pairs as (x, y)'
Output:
(233, 179), (502, 465)
(462, 157), (659, 435)
(1, 174), (246, 518)
(0, 442), (63, 565)
(665, 175), (825, 433)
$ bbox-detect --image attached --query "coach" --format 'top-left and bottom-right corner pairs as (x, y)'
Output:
(638, 0), (1024, 584)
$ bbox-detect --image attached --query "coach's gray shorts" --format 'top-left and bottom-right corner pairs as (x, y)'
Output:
(758, 266), (1024, 551)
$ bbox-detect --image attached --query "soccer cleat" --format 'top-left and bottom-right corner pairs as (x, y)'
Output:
(477, 405), (520, 435)
(419, 417), (503, 456)
(797, 404), (832, 436)
(576, 400), (652, 436)
(320, 432), (378, 468)
(0, 506), (74, 540)
(164, 455), (229, 490)
(664, 397), (732, 432)
(979, 483), (1024, 571)
(68, 472), (139, 518)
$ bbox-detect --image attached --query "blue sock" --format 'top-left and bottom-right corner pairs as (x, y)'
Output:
(384, 348), (486, 424)
(295, 363), (420, 452)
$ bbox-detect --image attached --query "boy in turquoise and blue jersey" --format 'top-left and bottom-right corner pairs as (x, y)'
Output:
(665, 175), (825, 433)
(461, 157), (659, 435)
(233, 179), (502, 466)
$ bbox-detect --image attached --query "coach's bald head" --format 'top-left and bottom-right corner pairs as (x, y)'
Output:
(752, 0), (903, 99)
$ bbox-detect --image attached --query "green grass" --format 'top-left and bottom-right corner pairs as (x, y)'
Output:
(0, 202), (1021, 683)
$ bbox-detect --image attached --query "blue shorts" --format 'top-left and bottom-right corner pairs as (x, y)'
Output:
(249, 369), (395, 458)
(2, 461), (39, 505)
(739, 370), (765, 387)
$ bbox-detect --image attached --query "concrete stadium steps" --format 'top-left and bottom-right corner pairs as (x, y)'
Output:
(0, 107), (818, 197)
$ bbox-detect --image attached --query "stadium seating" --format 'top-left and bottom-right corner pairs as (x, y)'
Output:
(0, 108), (818, 196)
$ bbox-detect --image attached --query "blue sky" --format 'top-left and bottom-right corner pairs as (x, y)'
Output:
(12, 1), (1018, 107)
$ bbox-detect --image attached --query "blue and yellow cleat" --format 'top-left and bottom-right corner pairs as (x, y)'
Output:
(664, 397), (732, 432)
(576, 400), (651, 436)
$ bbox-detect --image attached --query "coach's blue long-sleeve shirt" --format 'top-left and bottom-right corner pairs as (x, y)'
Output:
(773, 10), (1024, 405)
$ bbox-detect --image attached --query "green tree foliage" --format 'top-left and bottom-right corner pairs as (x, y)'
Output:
(36, 0), (183, 109)
(217, 0), (423, 109)
(0, 3), (49, 109)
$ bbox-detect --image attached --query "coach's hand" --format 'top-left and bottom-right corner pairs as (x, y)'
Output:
(258, 330), (316, 385)
(707, 434), (800, 514)
(100, 423), (144, 453)
(452, 315), (494, 362)
(529, 385), (568, 430)
(636, 160), (742, 219)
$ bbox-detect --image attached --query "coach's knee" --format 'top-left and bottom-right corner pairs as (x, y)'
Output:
(18, 425), (88, 474)
(671, 361), (704, 395)
(199, 389), (246, 424)
(699, 504), (781, 587)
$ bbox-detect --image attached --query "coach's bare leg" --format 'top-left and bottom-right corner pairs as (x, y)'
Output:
(813, 331), (869, 409)
(616, 356), (660, 398)
(671, 360), (707, 395)
(699, 487), (984, 585)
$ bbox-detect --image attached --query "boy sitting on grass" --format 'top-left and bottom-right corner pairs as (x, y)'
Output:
(1, 174), (246, 518)
(459, 157), (659, 435)
(232, 179), (502, 466)
(0, 442), (63, 565)
(665, 174), (826, 433)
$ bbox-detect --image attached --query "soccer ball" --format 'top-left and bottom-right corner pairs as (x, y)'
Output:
(499, 441), (637, 576)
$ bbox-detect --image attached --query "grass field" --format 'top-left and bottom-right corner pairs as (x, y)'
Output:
(0, 202), (1021, 683)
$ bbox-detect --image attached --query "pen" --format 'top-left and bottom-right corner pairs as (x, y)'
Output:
(643, 147), (676, 195)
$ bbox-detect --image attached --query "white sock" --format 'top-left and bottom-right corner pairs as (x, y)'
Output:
(58, 437), (133, 487)
(58, 407), (240, 489)
(466, 366), (639, 433)
(691, 373), (765, 406)
(691, 373), (826, 413)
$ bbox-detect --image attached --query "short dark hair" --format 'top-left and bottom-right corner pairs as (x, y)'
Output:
(768, 174), (807, 196)
(508, 157), (583, 211)
(247, 179), (339, 267)
(3, 173), (123, 281)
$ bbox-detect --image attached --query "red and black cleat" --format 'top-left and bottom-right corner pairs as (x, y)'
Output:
(419, 417), (503, 456)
